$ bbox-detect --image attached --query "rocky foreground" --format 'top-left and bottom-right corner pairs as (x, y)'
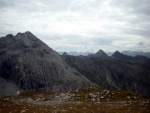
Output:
(0, 87), (149, 113)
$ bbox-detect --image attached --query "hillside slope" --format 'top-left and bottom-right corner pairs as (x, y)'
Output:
(62, 50), (150, 96)
(0, 31), (93, 96)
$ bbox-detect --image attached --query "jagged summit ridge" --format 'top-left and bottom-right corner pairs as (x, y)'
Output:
(0, 31), (50, 51)
(16, 31), (31, 36)
(15, 31), (49, 49)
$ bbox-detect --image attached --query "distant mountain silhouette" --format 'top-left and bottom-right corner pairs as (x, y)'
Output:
(59, 51), (93, 56)
(59, 50), (150, 58)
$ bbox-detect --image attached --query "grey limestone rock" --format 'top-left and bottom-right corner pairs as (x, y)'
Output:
(0, 31), (93, 93)
(0, 77), (18, 97)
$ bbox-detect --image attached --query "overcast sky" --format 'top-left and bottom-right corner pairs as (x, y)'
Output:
(0, 0), (150, 52)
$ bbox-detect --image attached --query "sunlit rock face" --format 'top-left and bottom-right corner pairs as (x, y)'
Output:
(0, 31), (93, 94)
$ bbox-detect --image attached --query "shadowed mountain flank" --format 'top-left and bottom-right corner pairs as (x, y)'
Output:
(0, 31), (93, 95)
(62, 50), (150, 96)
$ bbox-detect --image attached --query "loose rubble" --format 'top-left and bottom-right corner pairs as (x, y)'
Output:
(0, 88), (150, 113)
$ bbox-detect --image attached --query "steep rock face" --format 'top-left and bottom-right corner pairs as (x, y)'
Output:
(62, 50), (150, 96)
(0, 31), (93, 92)
(0, 77), (17, 97)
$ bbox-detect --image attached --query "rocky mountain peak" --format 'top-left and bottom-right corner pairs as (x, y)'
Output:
(15, 31), (32, 37)
(95, 49), (108, 57)
(16, 32), (22, 37)
(63, 52), (68, 56)
(112, 51), (131, 60)
(14, 31), (51, 51)
(0, 32), (93, 95)
(112, 51), (122, 56)
(15, 31), (37, 40)
(6, 34), (14, 37)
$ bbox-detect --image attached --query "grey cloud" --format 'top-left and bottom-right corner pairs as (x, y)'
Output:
(39, 34), (90, 46)
(134, 41), (150, 52)
(40, 34), (82, 41)
(87, 31), (122, 46)
(0, 0), (105, 14)
(120, 27), (150, 38)
(110, 0), (150, 15)
(128, 0), (150, 15)
(0, 0), (72, 12)
(69, 0), (104, 12)
(0, 0), (18, 8)
(93, 38), (113, 45)
(138, 41), (145, 46)
(91, 36), (115, 46)
(0, 0), (150, 52)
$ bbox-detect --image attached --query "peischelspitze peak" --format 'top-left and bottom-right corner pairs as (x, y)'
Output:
(0, 32), (94, 97)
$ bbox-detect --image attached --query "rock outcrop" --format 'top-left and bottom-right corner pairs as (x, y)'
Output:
(0, 31), (93, 93)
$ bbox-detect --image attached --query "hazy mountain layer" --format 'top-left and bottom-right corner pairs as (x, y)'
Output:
(122, 50), (150, 58)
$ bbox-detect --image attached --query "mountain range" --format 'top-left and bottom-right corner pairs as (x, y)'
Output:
(59, 51), (150, 58)
(62, 50), (150, 96)
(0, 31), (150, 97)
(122, 50), (150, 58)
